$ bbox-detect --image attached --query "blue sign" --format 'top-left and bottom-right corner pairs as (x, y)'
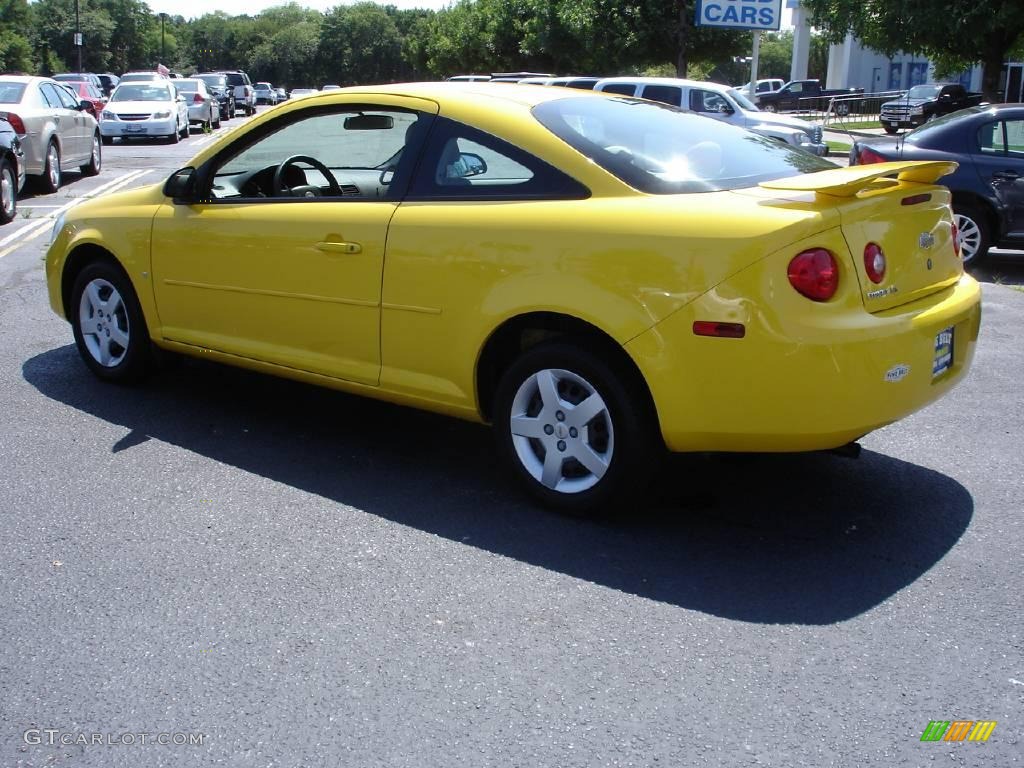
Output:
(695, 0), (783, 31)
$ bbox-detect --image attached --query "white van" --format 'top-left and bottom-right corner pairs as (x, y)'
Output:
(594, 77), (828, 156)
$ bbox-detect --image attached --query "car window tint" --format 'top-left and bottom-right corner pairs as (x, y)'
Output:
(689, 90), (728, 113)
(978, 122), (1004, 154)
(210, 107), (420, 201)
(408, 116), (588, 200)
(641, 85), (682, 107)
(601, 83), (636, 96)
(0, 82), (26, 103)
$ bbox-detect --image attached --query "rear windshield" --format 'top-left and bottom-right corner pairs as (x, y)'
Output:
(197, 75), (226, 87)
(533, 96), (834, 194)
(224, 73), (247, 86)
(175, 80), (202, 92)
(0, 82), (27, 103)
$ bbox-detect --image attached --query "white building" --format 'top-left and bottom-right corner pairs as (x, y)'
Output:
(788, 0), (984, 93)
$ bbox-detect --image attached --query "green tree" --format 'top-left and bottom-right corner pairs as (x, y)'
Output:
(0, 0), (34, 72)
(801, 0), (1024, 98)
(318, 3), (404, 85)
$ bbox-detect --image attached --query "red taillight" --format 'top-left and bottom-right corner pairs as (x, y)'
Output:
(857, 146), (886, 165)
(863, 242), (886, 284)
(788, 249), (839, 301)
(192, 93), (204, 104)
(0, 111), (26, 134)
(951, 220), (961, 258)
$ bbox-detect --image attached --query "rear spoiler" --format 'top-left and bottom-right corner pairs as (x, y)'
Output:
(759, 160), (958, 198)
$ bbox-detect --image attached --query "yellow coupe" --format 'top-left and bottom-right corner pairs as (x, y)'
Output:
(45, 83), (981, 513)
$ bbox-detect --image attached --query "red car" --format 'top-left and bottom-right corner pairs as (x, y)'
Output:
(58, 80), (107, 118)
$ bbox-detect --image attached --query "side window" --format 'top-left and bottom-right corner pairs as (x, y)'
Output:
(207, 106), (424, 201)
(1005, 120), (1024, 157)
(640, 85), (682, 107)
(689, 90), (727, 113)
(789, 83), (804, 94)
(408, 117), (588, 200)
(54, 84), (79, 110)
(40, 84), (64, 109)
(978, 122), (1005, 154)
(601, 83), (636, 96)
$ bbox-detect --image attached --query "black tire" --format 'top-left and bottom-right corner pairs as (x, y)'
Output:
(69, 260), (151, 384)
(212, 108), (220, 129)
(38, 140), (61, 194)
(762, 103), (778, 113)
(883, 125), (899, 135)
(953, 203), (991, 266)
(179, 118), (189, 139)
(493, 340), (662, 515)
(0, 156), (17, 224)
(101, 135), (113, 146)
(80, 132), (102, 176)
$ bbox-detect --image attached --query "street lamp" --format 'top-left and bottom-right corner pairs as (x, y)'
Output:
(160, 13), (167, 65)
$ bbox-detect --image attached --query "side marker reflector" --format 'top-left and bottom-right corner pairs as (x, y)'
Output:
(693, 321), (746, 338)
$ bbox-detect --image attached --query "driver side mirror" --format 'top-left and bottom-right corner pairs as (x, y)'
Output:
(77, 99), (92, 112)
(450, 152), (487, 178)
(164, 167), (197, 202)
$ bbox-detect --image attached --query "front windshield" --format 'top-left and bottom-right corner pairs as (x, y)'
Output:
(534, 96), (834, 194)
(111, 84), (173, 102)
(728, 89), (758, 111)
(906, 85), (941, 100)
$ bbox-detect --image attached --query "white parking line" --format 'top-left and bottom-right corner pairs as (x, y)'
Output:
(0, 169), (151, 260)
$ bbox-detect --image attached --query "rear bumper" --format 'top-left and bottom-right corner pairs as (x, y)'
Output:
(627, 272), (982, 453)
(101, 117), (177, 138)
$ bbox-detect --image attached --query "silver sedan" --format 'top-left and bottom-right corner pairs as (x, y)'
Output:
(0, 75), (102, 193)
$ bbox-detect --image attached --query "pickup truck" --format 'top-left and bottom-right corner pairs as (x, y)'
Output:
(758, 79), (864, 114)
(879, 83), (986, 133)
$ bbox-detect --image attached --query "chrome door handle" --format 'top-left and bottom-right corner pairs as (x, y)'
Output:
(315, 241), (362, 254)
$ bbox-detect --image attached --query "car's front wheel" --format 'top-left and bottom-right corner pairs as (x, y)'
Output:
(954, 204), (990, 266)
(762, 104), (778, 113)
(70, 260), (151, 383)
(494, 341), (660, 515)
(883, 125), (898, 135)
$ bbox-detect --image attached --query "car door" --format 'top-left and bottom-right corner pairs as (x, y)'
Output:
(39, 82), (83, 161)
(973, 115), (1024, 239)
(150, 95), (438, 385)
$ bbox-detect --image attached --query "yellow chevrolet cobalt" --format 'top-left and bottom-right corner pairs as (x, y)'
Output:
(45, 83), (981, 513)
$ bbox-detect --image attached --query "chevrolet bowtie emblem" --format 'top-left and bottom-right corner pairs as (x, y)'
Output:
(919, 232), (935, 249)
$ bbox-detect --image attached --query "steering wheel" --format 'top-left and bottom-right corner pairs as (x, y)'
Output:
(272, 155), (342, 197)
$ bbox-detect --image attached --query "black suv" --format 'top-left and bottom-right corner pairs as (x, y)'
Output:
(195, 73), (235, 121)
(219, 70), (255, 116)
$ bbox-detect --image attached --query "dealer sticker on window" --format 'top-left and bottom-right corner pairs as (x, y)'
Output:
(933, 326), (954, 378)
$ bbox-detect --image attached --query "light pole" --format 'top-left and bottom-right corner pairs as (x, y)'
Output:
(160, 13), (167, 65)
(74, 0), (82, 71)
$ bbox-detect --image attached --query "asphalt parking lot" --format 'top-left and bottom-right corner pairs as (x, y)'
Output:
(1, 109), (1022, 767)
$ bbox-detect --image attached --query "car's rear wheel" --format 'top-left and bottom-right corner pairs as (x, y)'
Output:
(954, 204), (990, 266)
(101, 135), (113, 146)
(38, 140), (61, 193)
(763, 104), (777, 113)
(179, 117), (189, 139)
(212, 108), (220, 129)
(494, 341), (660, 515)
(0, 157), (17, 224)
(80, 132), (101, 176)
(70, 261), (151, 383)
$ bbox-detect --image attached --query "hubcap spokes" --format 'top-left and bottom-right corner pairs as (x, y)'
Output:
(955, 215), (980, 262)
(509, 368), (614, 494)
(1, 168), (13, 217)
(48, 147), (59, 188)
(78, 279), (130, 367)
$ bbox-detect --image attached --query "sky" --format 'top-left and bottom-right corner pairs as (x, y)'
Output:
(145, 0), (452, 19)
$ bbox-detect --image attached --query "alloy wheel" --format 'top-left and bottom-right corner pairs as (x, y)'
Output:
(78, 278), (130, 367)
(508, 368), (615, 494)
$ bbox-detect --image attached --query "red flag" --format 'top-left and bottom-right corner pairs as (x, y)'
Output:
(157, 63), (169, 76)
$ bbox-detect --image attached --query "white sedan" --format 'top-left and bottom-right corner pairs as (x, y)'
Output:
(100, 82), (189, 144)
(0, 75), (101, 193)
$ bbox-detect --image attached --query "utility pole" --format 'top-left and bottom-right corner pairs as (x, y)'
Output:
(74, 0), (82, 72)
(160, 13), (167, 65)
